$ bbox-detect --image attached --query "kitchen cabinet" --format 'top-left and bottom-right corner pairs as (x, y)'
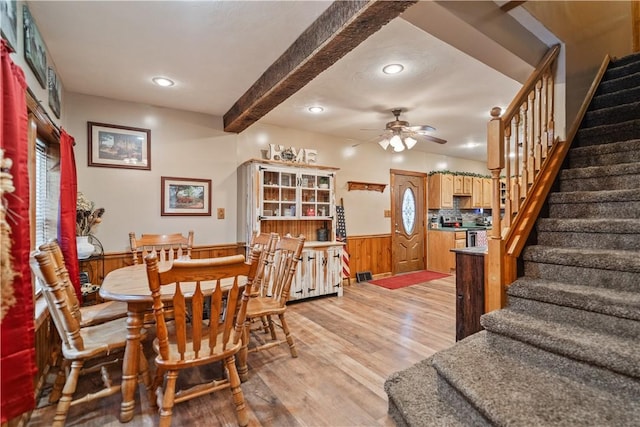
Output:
(428, 173), (454, 209)
(482, 178), (492, 208)
(239, 159), (344, 301)
(427, 230), (466, 273)
(453, 175), (472, 196)
(451, 247), (486, 341)
(471, 177), (493, 209)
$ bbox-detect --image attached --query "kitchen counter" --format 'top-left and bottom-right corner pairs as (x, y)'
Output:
(430, 226), (491, 232)
(451, 246), (487, 255)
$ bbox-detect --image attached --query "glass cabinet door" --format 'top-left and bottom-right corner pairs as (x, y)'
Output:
(300, 171), (332, 218)
(260, 168), (297, 218)
(259, 166), (333, 220)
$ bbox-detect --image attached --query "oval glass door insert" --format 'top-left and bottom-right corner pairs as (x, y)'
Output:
(402, 188), (416, 234)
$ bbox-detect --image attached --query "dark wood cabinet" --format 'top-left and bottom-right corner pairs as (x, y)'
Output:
(452, 247), (486, 341)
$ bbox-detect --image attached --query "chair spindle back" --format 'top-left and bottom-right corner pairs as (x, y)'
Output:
(130, 230), (194, 265)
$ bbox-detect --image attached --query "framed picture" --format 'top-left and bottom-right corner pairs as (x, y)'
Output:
(23, 5), (46, 89)
(88, 122), (151, 170)
(48, 67), (61, 119)
(161, 177), (212, 216)
(1, 0), (17, 51)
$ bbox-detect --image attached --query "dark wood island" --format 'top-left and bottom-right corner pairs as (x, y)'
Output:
(451, 246), (487, 341)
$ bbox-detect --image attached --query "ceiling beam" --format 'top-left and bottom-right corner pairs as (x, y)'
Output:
(500, 1), (527, 13)
(223, 0), (417, 134)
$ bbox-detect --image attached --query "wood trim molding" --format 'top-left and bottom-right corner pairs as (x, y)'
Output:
(223, 0), (417, 133)
(633, 0), (640, 53)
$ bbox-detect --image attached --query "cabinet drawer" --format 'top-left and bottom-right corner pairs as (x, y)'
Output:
(455, 231), (466, 240)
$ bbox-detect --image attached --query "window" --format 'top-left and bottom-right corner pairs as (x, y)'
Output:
(31, 117), (61, 294)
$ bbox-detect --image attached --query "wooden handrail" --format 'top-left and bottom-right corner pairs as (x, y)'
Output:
(501, 45), (561, 125)
(485, 48), (613, 312)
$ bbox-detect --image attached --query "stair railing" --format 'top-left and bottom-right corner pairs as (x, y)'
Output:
(485, 46), (611, 312)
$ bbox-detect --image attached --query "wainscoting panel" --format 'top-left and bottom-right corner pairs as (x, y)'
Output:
(346, 234), (392, 278)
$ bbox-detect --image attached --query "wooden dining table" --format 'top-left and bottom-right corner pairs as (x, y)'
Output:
(99, 260), (247, 423)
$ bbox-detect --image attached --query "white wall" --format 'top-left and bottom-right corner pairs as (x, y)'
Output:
(65, 93), (238, 252)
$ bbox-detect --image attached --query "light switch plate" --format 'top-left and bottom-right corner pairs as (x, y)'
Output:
(384, 210), (391, 218)
(217, 208), (225, 219)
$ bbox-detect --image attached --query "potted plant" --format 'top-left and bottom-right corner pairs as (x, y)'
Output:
(76, 192), (105, 259)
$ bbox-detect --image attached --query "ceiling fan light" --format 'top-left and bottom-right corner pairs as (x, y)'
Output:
(393, 143), (405, 152)
(404, 136), (417, 149)
(378, 138), (390, 150)
(390, 134), (403, 149)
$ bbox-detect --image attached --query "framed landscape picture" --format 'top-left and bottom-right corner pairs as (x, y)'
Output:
(1, 0), (17, 51)
(23, 5), (47, 89)
(161, 177), (212, 216)
(88, 122), (151, 170)
(48, 66), (61, 118)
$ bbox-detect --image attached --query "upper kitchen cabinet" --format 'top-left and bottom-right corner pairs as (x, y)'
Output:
(428, 173), (454, 209)
(471, 177), (492, 209)
(453, 175), (472, 196)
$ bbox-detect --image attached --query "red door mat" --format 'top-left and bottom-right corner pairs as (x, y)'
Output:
(367, 270), (450, 290)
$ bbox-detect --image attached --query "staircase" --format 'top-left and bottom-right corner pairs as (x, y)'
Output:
(385, 52), (640, 426)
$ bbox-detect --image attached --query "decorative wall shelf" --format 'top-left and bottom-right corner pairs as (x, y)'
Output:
(347, 181), (387, 193)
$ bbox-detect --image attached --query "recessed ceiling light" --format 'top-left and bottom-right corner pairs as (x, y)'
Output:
(308, 106), (324, 113)
(382, 64), (404, 74)
(152, 77), (174, 87)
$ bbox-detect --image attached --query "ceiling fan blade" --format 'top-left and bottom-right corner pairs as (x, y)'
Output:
(407, 124), (436, 133)
(420, 134), (447, 144)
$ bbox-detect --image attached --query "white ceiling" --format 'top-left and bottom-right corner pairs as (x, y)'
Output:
(27, 1), (526, 162)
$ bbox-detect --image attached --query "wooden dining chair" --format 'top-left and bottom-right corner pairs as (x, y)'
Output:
(40, 240), (128, 327)
(248, 231), (279, 298)
(129, 230), (194, 265)
(30, 247), (151, 427)
(238, 234), (305, 379)
(144, 247), (263, 427)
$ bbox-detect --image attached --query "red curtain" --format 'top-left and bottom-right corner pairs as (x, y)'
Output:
(58, 130), (81, 301)
(0, 39), (37, 421)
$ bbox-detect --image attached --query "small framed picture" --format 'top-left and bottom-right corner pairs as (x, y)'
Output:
(161, 177), (212, 216)
(23, 5), (47, 89)
(88, 122), (151, 170)
(48, 67), (61, 119)
(1, 0), (18, 51)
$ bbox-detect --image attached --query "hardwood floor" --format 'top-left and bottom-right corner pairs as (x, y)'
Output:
(28, 275), (456, 426)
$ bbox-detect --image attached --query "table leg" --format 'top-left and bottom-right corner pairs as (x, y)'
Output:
(119, 304), (146, 423)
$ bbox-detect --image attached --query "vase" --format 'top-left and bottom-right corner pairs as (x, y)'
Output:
(76, 235), (95, 259)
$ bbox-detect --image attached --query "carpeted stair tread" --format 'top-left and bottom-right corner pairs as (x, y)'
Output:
(523, 245), (640, 273)
(507, 277), (640, 321)
(558, 162), (640, 192)
(568, 139), (640, 168)
(548, 187), (640, 203)
(589, 86), (640, 110)
(560, 161), (640, 180)
(595, 71), (640, 96)
(536, 218), (640, 250)
(580, 101), (640, 129)
(610, 51), (640, 68)
(484, 332), (640, 399)
(574, 118), (640, 147)
(480, 309), (640, 378)
(603, 57), (640, 80)
(537, 217), (640, 233)
(384, 356), (466, 427)
(431, 333), (640, 426)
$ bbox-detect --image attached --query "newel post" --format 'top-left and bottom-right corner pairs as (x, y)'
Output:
(486, 107), (506, 312)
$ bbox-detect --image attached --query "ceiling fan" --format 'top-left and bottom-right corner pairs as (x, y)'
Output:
(375, 109), (447, 152)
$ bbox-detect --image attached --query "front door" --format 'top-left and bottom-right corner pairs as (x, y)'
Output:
(391, 170), (426, 274)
